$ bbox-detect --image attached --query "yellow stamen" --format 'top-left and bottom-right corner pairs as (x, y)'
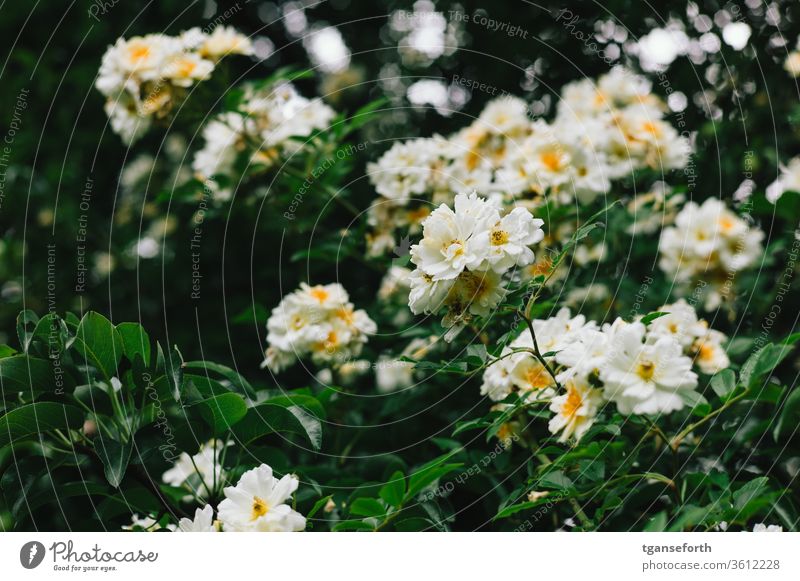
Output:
(251, 496), (269, 520)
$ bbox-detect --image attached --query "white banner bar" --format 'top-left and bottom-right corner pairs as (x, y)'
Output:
(1, 532), (798, 580)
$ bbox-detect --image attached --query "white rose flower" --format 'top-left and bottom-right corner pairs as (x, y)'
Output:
(601, 323), (698, 415)
(548, 376), (604, 442)
(178, 505), (219, 532)
(217, 465), (306, 532)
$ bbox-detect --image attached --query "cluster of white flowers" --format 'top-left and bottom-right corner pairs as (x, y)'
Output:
(134, 463), (306, 532)
(162, 439), (227, 499)
(96, 27), (253, 144)
(192, 81), (336, 200)
(263, 282), (377, 372)
(555, 67), (690, 179)
(407, 192), (544, 341)
(766, 156), (800, 204)
(481, 300), (730, 442)
(366, 67), (690, 256)
(658, 198), (764, 309)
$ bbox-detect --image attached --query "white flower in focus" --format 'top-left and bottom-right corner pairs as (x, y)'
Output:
(410, 192), (498, 281)
(178, 505), (219, 532)
(601, 323), (698, 415)
(408, 269), (452, 315)
(470, 207), (544, 273)
(509, 354), (556, 399)
(217, 465), (305, 532)
(548, 376), (603, 443)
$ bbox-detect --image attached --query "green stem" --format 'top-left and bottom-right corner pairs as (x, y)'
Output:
(670, 387), (751, 450)
(517, 310), (561, 390)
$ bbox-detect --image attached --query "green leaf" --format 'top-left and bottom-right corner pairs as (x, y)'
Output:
(641, 311), (670, 325)
(16, 310), (39, 353)
(733, 477), (769, 511)
(740, 343), (793, 388)
(0, 403), (84, 448)
(195, 393), (248, 434)
(332, 520), (375, 532)
(379, 471), (406, 508)
(452, 417), (491, 436)
(349, 497), (386, 518)
(232, 403), (322, 450)
(538, 470), (575, 491)
(95, 437), (133, 488)
(407, 461), (462, 499)
(116, 323), (151, 367)
(73, 312), (123, 380)
(495, 493), (557, 519)
(465, 344), (488, 365)
(264, 393), (326, 420)
(306, 495), (333, 519)
(0, 355), (60, 396)
(643, 511), (668, 532)
(774, 388), (800, 441)
(184, 360), (255, 399)
(679, 391), (711, 417)
(710, 369), (736, 398)
(0, 345), (17, 358)
(752, 344), (793, 381)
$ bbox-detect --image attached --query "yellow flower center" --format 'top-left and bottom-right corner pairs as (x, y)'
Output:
(336, 306), (355, 325)
(525, 364), (552, 390)
(490, 228), (509, 246)
(641, 121), (662, 137)
(407, 207), (430, 223)
(562, 386), (583, 418)
(251, 496), (269, 520)
(129, 44), (151, 62)
(445, 240), (464, 257)
(174, 58), (197, 77)
(636, 360), (656, 381)
(540, 151), (563, 172)
(697, 343), (715, 362)
(719, 216), (735, 232)
(309, 287), (329, 302)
